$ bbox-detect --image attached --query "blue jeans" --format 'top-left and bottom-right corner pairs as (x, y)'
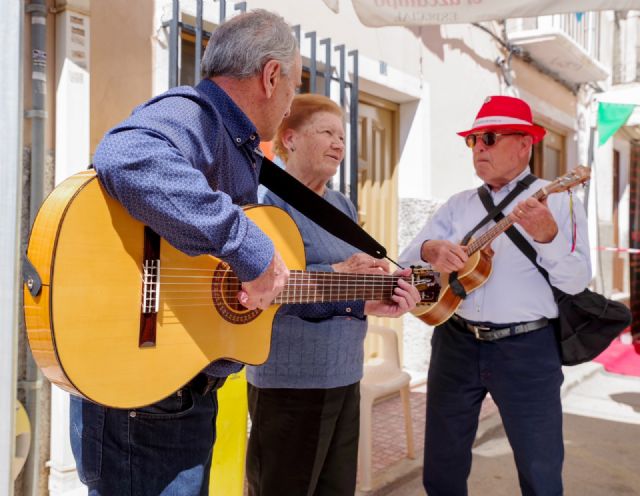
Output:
(423, 318), (564, 496)
(70, 378), (222, 496)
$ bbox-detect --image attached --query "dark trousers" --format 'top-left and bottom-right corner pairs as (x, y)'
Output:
(70, 376), (225, 496)
(246, 382), (360, 496)
(423, 319), (564, 496)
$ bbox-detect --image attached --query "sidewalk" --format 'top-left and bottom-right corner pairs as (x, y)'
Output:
(356, 380), (499, 495)
(357, 361), (603, 495)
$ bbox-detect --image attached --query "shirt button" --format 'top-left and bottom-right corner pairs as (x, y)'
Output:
(129, 411), (137, 418)
(235, 137), (241, 143)
(249, 135), (256, 140)
(346, 307), (352, 313)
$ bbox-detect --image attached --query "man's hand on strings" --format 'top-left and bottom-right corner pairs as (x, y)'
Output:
(238, 250), (289, 310)
(510, 197), (558, 243)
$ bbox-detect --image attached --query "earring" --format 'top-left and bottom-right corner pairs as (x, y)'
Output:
(290, 147), (296, 152)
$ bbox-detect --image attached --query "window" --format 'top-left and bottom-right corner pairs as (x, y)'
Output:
(180, 34), (208, 87)
(530, 127), (566, 180)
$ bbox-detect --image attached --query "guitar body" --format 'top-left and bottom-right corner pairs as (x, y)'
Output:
(24, 171), (305, 408)
(413, 247), (493, 326)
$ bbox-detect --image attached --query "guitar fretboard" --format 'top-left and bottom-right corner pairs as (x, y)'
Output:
(466, 187), (548, 255)
(273, 270), (408, 304)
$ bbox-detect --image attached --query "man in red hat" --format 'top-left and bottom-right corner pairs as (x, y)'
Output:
(400, 95), (592, 495)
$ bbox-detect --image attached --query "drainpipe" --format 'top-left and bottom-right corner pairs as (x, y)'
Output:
(23, 1), (48, 494)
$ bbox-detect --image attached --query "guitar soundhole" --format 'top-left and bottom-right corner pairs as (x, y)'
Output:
(211, 261), (262, 324)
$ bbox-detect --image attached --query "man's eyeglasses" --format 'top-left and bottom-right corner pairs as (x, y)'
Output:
(464, 131), (523, 148)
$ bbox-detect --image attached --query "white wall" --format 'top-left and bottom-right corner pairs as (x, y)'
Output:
(247, 0), (424, 80)
(398, 89), (431, 200)
(0, 1), (23, 493)
(55, 9), (90, 184)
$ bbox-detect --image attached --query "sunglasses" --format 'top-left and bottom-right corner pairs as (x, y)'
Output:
(464, 131), (524, 148)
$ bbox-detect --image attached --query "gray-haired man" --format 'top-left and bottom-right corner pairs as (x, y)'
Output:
(70, 10), (301, 494)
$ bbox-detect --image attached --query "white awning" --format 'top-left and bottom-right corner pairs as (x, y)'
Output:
(334, 0), (640, 27)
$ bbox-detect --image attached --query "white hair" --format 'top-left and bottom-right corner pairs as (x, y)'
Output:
(201, 9), (298, 79)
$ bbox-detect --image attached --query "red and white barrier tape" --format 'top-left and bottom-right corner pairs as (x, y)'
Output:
(597, 246), (640, 253)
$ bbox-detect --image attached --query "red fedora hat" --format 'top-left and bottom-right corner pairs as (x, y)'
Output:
(457, 96), (546, 144)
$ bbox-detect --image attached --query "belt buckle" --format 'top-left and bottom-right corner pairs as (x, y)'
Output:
(471, 324), (491, 340)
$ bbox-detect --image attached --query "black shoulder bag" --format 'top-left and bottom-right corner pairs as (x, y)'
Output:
(477, 184), (632, 366)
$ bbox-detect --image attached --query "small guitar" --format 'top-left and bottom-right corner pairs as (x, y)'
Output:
(23, 171), (440, 408)
(412, 166), (591, 326)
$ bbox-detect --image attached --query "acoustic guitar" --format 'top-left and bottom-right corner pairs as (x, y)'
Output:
(412, 166), (591, 326)
(23, 170), (440, 408)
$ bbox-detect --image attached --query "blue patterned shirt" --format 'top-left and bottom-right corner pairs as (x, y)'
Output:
(93, 79), (274, 376)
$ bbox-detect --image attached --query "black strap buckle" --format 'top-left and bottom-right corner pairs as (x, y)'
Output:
(23, 255), (42, 296)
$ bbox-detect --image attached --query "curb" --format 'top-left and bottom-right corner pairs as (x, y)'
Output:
(561, 361), (603, 397)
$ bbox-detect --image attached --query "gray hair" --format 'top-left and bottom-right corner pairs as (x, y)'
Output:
(201, 9), (298, 79)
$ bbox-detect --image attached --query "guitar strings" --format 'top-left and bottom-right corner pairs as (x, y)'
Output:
(139, 268), (436, 307)
(146, 281), (412, 301)
(155, 282), (410, 295)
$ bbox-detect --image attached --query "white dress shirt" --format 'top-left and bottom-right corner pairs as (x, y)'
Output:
(399, 169), (592, 324)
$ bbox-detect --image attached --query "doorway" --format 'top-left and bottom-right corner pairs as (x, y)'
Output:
(357, 94), (399, 335)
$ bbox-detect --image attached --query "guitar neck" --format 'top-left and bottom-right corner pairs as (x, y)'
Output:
(273, 270), (403, 304)
(466, 188), (547, 255)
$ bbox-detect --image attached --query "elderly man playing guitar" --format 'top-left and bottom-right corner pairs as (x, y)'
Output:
(401, 95), (591, 496)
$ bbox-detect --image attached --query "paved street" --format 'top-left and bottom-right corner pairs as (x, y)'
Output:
(374, 366), (640, 496)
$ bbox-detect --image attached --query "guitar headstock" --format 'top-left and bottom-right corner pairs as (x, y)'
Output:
(410, 266), (441, 304)
(545, 165), (590, 195)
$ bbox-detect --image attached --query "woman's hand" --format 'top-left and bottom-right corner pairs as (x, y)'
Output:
(332, 253), (389, 274)
(364, 268), (421, 318)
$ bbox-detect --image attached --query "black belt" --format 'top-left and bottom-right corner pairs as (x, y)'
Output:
(188, 374), (227, 396)
(451, 314), (549, 341)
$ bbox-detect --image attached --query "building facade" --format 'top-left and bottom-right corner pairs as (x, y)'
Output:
(11, 1), (639, 494)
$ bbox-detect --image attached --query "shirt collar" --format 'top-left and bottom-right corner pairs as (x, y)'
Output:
(196, 78), (260, 147)
(482, 167), (532, 195)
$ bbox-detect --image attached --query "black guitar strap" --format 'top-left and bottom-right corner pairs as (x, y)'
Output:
(258, 155), (388, 260)
(448, 174), (536, 299)
(476, 176), (555, 288)
(462, 175), (537, 245)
